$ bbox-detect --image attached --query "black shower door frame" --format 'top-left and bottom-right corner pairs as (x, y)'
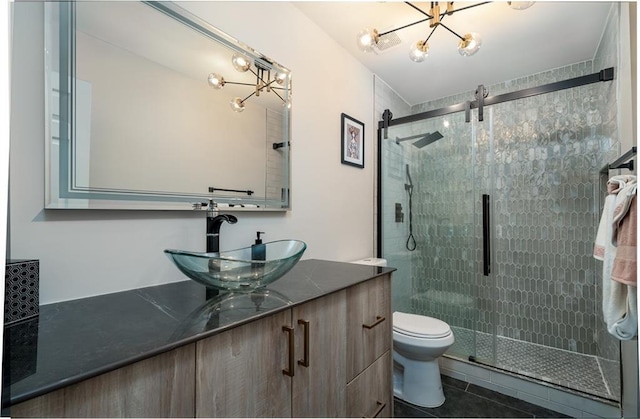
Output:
(376, 67), (615, 258)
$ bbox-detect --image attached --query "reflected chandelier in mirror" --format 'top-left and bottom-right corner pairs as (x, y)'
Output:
(208, 53), (291, 113)
(44, 1), (292, 210)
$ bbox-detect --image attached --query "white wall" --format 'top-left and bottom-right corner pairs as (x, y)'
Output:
(76, 30), (268, 195)
(9, 1), (376, 304)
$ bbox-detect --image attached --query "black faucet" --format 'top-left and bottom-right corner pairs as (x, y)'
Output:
(205, 200), (237, 300)
(206, 200), (238, 253)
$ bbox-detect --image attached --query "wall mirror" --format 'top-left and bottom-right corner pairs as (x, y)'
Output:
(44, 1), (292, 210)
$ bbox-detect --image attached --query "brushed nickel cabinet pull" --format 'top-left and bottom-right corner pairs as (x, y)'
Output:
(282, 326), (295, 377)
(297, 319), (310, 367)
(362, 315), (385, 329)
(362, 401), (385, 418)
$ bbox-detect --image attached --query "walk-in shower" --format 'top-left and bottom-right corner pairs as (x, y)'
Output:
(378, 65), (624, 403)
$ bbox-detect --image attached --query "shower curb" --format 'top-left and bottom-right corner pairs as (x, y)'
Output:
(440, 355), (621, 418)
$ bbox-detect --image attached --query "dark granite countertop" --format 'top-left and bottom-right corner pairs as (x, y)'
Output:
(2, 259), (394, 407)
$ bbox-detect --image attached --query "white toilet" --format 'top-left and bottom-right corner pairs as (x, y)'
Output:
(349, 258), (454, 408)
(393, 311), (455, 408)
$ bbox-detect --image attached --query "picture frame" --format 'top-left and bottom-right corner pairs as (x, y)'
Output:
(341, 113), (365, 168)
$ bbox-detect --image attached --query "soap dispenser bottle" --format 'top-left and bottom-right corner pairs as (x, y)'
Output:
(251, 231), (266, 261)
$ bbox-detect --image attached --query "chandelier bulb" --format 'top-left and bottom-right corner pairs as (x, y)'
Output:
(356, 28), (380, 53)
(230, 97), (245, 112)
(274, 70), (289, 86)
(507, 1), (535, 10)
(207, 73), (225, 89)
(457, 32), (482, 57)
(409, 40), (429, 63)
(231, 54), (252, 72)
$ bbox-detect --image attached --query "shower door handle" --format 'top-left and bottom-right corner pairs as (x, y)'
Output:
(482, 194), (491, 276)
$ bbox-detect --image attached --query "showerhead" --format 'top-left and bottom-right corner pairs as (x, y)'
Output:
(395, 131), (444, 149)
(412, 131), (444, 148)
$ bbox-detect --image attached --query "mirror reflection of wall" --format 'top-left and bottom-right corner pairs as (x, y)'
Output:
(76, 28), (268, 196)
(76, 1), (267, 196)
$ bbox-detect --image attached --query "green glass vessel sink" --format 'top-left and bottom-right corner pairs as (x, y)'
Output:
(165, 240), (307, 292)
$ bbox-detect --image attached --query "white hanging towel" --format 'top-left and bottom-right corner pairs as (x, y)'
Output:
(593, 175), (637, 340)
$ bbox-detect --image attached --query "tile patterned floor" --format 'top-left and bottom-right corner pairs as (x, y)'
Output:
(448, 326), (620, 401)
(394, 375), (571, 418)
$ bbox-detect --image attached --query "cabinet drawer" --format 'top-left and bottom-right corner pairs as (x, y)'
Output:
(346, 274), (392, 381)
(346, 351), (392, 418)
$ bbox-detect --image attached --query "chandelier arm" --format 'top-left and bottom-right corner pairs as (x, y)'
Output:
(404, 2), (433, 18)
(240, 91), (258, 103)
(269, 88), (286, 104)
(223, 81), (259, 87)
(437, 22), (465, 41)
(240, 80), (287, 104)
(378, 17), (430, 37)
(422, 24), (439, 44)
(249, 67), (274, 89)
(421, 12), (449, 44)
(447, 1), (492, 14)
(261, 79), (280, 91)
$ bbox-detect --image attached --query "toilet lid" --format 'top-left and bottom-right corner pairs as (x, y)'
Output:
(393, 311), (452, 338)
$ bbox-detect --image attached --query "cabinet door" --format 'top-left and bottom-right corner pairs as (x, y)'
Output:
(346, 351), (392, 418)
(346, 274), (392, 381)
(291, 290), (347, 417)
(196, 309), (292, 418)
(10, 392), (64, 418)
(11, 344), (196, 418)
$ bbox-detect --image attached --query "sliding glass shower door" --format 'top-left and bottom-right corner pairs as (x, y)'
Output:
(382, 110), (493, 362)
(475, 84), (620, 399)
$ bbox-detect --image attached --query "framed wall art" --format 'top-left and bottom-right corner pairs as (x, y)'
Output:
(341, 113), (365, 168)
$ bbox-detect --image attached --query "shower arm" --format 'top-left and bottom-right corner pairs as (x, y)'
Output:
(395, 133), (427, 144)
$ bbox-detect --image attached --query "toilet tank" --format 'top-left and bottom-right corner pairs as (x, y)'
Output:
(350, 258), (388, 267)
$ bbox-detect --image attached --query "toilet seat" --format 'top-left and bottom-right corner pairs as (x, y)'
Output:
(393, 311), (452, 339)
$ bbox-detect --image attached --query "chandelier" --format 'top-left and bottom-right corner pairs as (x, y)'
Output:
(208, 53), (291, 113)
(357, 1), (534, 62)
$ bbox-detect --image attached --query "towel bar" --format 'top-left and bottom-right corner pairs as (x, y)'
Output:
(600, 146), (637, 174)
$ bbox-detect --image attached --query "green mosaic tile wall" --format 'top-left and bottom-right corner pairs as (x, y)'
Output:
(402, 63), (619, 356)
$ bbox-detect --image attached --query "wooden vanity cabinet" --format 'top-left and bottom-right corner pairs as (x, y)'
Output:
(195, 289), (347, 418)
(346, 274), (393, 418)
(196, 274), (393, 419)
(10, 273), (392, 418)
(11, 344), (196, 418)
